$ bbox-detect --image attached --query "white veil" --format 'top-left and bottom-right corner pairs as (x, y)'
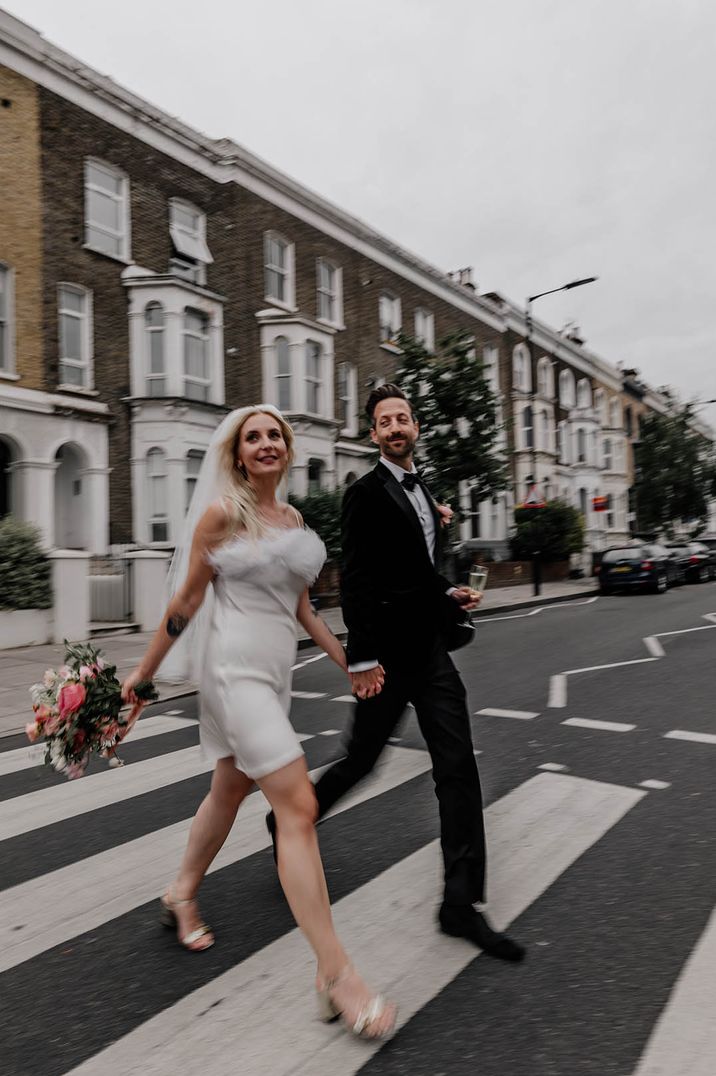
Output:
(158, 404), (286, 684)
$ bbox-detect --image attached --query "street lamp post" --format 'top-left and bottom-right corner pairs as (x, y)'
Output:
(523, 276), (598, 595)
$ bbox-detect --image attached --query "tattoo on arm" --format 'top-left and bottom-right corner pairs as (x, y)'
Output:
(166, 614), (189, 638)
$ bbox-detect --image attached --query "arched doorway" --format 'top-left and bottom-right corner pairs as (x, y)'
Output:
(54, 443), (88, 548)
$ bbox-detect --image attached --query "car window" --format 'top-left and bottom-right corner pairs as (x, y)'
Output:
(602, 548), (643, 563)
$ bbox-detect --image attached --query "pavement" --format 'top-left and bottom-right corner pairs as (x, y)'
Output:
(0, 578), (595, 738)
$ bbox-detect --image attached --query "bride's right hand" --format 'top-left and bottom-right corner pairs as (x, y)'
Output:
(121, 667), (145, 705)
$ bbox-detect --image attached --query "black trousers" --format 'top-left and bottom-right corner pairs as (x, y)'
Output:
(313, 640), (487, 906)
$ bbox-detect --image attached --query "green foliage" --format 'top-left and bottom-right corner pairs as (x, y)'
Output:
(0, 516), (52, 610)
(289, 490), (343, 561)
(510, 500), (585, 561)
(634, 406), (716, 535)
(393, 330), (508, 510)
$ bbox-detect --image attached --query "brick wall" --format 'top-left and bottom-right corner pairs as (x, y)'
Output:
(0, 67), (44, 389)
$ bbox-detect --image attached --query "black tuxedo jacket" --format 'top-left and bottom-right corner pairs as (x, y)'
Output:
(340, 462), (460, 666)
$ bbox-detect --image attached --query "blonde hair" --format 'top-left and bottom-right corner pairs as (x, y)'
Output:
(215, 405), (295, 540)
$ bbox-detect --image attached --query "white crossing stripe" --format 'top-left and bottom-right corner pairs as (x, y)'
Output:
(0, 715), (195, 777)
(476, 707), (539, 720)
(0, 733), (313, 842)
(639, 780), (671, 790)
(548, 674), (567, 708)
(644, 636), (665, 658)
(331, 695), (355, 703)
(162, 709), (186, 716)
(69, 773), (644, 1076)
(664, 730), (716, 746)
(290, 691), (327, 700)
(632, 903), (716, 1075)
(563, 717), (636, 733)
(0, 747), (431, 974)
(318, 729), (340, 736)
(539, 762), (568, 772)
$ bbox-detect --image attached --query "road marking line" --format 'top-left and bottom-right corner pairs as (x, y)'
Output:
(548, 674), (567, 708)
(664, 730), (716, 746)
(653, 625), (716, 639)
(539, 763), (568, 772)
(318, 729), (340, 736)
(68, 774), (644, 1076)
(331, 695), (355, 703)
(478, 607), (543, 623)
(162, 709), (185, 716)
(632, 903), (716, 1075)
(291, 653), (328, 671)
(290, 691), (327, 700)
(644, 636), (665, 657)
(475, 707), (539, 720)
(639, 780), (671, 790)
(388, 736), (402, 744)
(0, 747), (432, 975)
(563, 718), (636, 733)
(0, 715), (195, 777)
(563, 657), (658, 675)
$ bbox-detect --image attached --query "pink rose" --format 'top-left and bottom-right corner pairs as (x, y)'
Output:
(34, 705), (51, 724)
(25, 722), (41, 743)
(44, 711), (61, 736)
(79, 665), (95, 682)
(58, 665), (71, 679)
(58, 681), (86, 719)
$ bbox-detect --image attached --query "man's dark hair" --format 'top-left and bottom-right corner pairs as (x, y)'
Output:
(365, 383), (415, 426)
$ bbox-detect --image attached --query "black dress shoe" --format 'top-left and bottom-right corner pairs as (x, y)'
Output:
(439, 905), (526, 963)
(265, 810), (278, 864)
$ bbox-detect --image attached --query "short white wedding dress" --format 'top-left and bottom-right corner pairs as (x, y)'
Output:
(199, 526), (326, 779)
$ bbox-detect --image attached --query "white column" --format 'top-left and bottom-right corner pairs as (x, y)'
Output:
(125, 551), (170, 632)
(82, 467), (111, 554)
(12, 460), (57, 549)
(48, 550), (91, 643)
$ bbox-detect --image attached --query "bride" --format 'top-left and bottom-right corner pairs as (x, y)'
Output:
(121, 404), (395, 1040)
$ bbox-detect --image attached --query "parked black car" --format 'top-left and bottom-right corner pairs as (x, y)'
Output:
(666, 542), (716, 583)
(598, 544), (682, 594)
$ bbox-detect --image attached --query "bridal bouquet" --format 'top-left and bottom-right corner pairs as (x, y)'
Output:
(27, 641), (158, 780)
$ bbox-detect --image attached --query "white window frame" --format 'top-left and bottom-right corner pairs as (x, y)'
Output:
(185, 449), (205, 513)
(305, 340), (323, 416)
(379, 292), (401, 344)
(58, 283), (93, 390)
(513, 344), (531, 393)
(144, 302), (166, 397)
(577, 378), (592, 410)
(182, 307), (211, 401)
(576, 427), (587, 464)
(275, 336), (292, 411)
(0, 263), (15, 376)
(146, 447), (169, 543)
(536, 356), (554, 398)
(307, 457), (325, 495)
(414, 307), (435, 351)
(264, 232), (295, 309)
(560, 369), (576, 409)
(594, 388), (607, 425)
(522, 405), (534, 450)
(603, 437), (612, 470)
(610, 398), (621, 429)
(316, 259), (343, 326)
(539, 409), (551, 453)
(84, 158), (131, 261)
(169, 198), (213, 285)
(337, 360), (358, 437)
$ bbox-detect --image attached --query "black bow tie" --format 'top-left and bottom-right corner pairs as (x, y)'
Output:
(401, 472), (420, 492)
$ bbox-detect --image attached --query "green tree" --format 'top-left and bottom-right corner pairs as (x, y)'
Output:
(289, 489), (343, 560)
(634, 406), (715, 535)
(393, 330), (508, 509)
(510, 500), (584, 561)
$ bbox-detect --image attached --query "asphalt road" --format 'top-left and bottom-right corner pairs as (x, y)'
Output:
(1, 582), (714, 1075)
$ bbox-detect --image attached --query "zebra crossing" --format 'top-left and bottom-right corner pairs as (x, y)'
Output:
(1, 709), (714, 1075)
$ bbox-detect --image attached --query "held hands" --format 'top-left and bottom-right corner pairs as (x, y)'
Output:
(451, 586), (483, 612)
(436, 503), (454, 527)
(121, 667), (147, 706)
(349, 665), (385, 700)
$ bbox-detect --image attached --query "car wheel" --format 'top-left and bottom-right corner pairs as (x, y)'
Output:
(699, 565), (709, 583)
(654, 572), (668, 594)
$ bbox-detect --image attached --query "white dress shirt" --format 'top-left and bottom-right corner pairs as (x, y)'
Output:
(348, 457), (447, 674)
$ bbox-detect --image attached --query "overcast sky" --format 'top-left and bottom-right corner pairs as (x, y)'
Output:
(10, 0), (716, 427)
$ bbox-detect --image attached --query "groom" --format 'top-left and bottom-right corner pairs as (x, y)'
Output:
(279, 384), (524, 961)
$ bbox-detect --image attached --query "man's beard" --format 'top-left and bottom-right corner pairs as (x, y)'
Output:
(382, 435), (416, 461)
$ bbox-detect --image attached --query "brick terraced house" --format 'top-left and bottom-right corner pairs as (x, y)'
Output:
(2, 9), (691, 570)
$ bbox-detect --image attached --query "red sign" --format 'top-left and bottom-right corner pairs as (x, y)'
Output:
(592, 495), (609, 512)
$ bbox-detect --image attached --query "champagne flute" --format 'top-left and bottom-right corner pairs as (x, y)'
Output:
(469, 564), (488, 594)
